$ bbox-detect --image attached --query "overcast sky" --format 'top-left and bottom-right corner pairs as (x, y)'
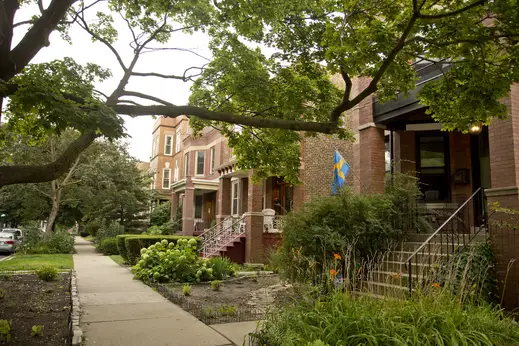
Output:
(13, 1), (212, 162)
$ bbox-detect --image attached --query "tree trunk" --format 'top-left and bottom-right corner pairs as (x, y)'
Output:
(45, 181), (61, 233)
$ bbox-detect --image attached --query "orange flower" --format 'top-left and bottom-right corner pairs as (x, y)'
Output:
(390, 272), (401, 279)
(329, 269), (337, 276)
(432, 282), (440, 288)
(333, 253), (341, 260)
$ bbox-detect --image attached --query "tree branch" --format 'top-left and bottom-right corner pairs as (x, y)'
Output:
(0, 132), (97, 187)
(13, 19), (35, 28)
(77, 9), (127, 72)
(330, 68), (353, 123)
(417, 0), (486, 19)
(0, 0), (19, 80)
(114, 104), (339, 133)
(9, 0), (75, 80)
(121, 91), (174, 106)
(130, 71), (185, 80)
(348, 12), (418, 107)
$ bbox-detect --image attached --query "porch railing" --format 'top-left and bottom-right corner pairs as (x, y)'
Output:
(405, 187), (488, 293)
(202, 215), (246, 257)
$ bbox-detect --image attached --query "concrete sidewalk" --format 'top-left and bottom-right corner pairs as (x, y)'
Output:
(74, 237), (232, 346)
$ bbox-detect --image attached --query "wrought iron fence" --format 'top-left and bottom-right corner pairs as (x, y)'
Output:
(154, 283), (264, 324)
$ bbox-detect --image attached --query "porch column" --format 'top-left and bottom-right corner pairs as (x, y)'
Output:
(351, 77), (386, 194)
(171, 193), (179, 220)
(245, 172), (264, 263)
(486, 83), (519, 310)
(216, 177), (231, 222)
(182, 187), (195, 235)
(393, 131), (416, 174)
(358, 126), (386, 194)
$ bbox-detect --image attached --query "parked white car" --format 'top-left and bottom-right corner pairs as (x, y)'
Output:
(0, 229), (23, 254)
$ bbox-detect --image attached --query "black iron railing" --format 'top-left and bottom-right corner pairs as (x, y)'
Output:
(405, 187), (488, 293)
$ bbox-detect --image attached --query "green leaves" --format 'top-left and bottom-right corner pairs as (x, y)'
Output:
(5, 58), (123, 144)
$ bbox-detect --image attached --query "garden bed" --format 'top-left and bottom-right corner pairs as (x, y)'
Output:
(0, 273), (71, 345)
(156, 274), (293, 324)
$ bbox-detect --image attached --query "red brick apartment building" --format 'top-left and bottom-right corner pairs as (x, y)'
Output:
(150, 62), (519, 307)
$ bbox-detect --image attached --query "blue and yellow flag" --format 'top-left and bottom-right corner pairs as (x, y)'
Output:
(332, 151), (350, 194)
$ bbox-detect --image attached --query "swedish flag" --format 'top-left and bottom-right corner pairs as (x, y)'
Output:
(333, 151), (350, 194)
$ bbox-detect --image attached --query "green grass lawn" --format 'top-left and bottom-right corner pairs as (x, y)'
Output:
(0, 254), (74, 271)
(109, 255), (127, 266)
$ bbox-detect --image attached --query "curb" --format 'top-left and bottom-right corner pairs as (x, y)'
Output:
(70, 271), (83, 345)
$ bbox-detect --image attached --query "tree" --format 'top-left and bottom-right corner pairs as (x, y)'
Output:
(0, 132), (151, 231)
(150, 201), (172, 227)
(0, 0), (518, 185)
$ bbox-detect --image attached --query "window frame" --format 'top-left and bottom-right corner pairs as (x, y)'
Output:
(184, 152), (189, 177)
(210, 146), (216, 173)
(175, 129), (182, 153)
(173, 160), (179, 182)
(164, 135), (173, 156)
(231, 180), (240, 216)
(195, 151), (205, 176)
(162, 168), (171, 189)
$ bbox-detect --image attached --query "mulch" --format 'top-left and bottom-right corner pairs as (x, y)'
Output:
(0, 273), (71, 345)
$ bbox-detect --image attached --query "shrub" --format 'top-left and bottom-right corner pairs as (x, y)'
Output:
(0, 320), (11, 342)
(124, 235), (201, 265)
(182, 283), (192, 296)
(36, 265), (59, 281)
(116, 234), (133, 262)
(46, 231), (74, 253)
(252, 291), (519, 346)
(96, 221), (125, 244)
(208, 257), (235, 280)
(132, 238), (205, 282)
(210, 280), (221, 291)
(31, 325), (44, 337)
(22, 231), (74, 254)
(149, 201), (171, 227)
(96, 237), (119, 256)
(79, 231), (89, 238)
(84, 218), (104, 237)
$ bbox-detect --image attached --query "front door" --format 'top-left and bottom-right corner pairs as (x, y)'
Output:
(203, 193), (216, 225)
(272, 177), (294, 215)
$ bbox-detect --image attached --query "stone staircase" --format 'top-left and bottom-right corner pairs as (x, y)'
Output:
(357, 231), (487, 298)
(199, 216), (246, 258)
(357, 188), (489, 298)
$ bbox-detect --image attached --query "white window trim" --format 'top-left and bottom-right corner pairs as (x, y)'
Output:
(174, 160), (179, 182)
(210, 146), (215, 173)
(195, 151), (205, 176)
(231, 180), (240, 216)
(175, 129), (182, 153)
(162, 168), (171, 189)
(164, 135), (173, 156)
(184, 153), (189, 177)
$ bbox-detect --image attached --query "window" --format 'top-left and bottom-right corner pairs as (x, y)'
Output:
(174, 160), (179, 182)
(194, 195), (203, 219)
(417, 132), (449, 201)
(152, 137), (159, 157)
(210, 146), (216, 173)
(232, 180), (239, 215)
(175, 129), (182, 152)
(385, 135), (391, 173)
(184, 153), (189, 177)
(164, 135), (173, 155)
(196, 151), (205, 176)
(162, 168), (171, 189)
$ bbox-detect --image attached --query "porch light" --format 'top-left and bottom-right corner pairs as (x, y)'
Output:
(469, 122), (483, 135)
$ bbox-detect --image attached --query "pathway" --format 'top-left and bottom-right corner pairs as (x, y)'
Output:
(73, 237), (232, 346)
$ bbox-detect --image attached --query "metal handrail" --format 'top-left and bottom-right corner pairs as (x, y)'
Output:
(405, 187), (487, 293)
(405, 187), (483, 264)
(198, 216), (232, 240)
(204, 215), (246, 257)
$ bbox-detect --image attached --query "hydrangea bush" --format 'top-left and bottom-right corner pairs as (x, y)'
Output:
(132, 239), (235, 283)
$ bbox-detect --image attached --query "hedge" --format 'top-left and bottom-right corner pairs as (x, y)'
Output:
(119, 235), (202, 265)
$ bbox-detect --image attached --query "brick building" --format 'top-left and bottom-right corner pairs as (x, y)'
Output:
(150, 62), (519, 307)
